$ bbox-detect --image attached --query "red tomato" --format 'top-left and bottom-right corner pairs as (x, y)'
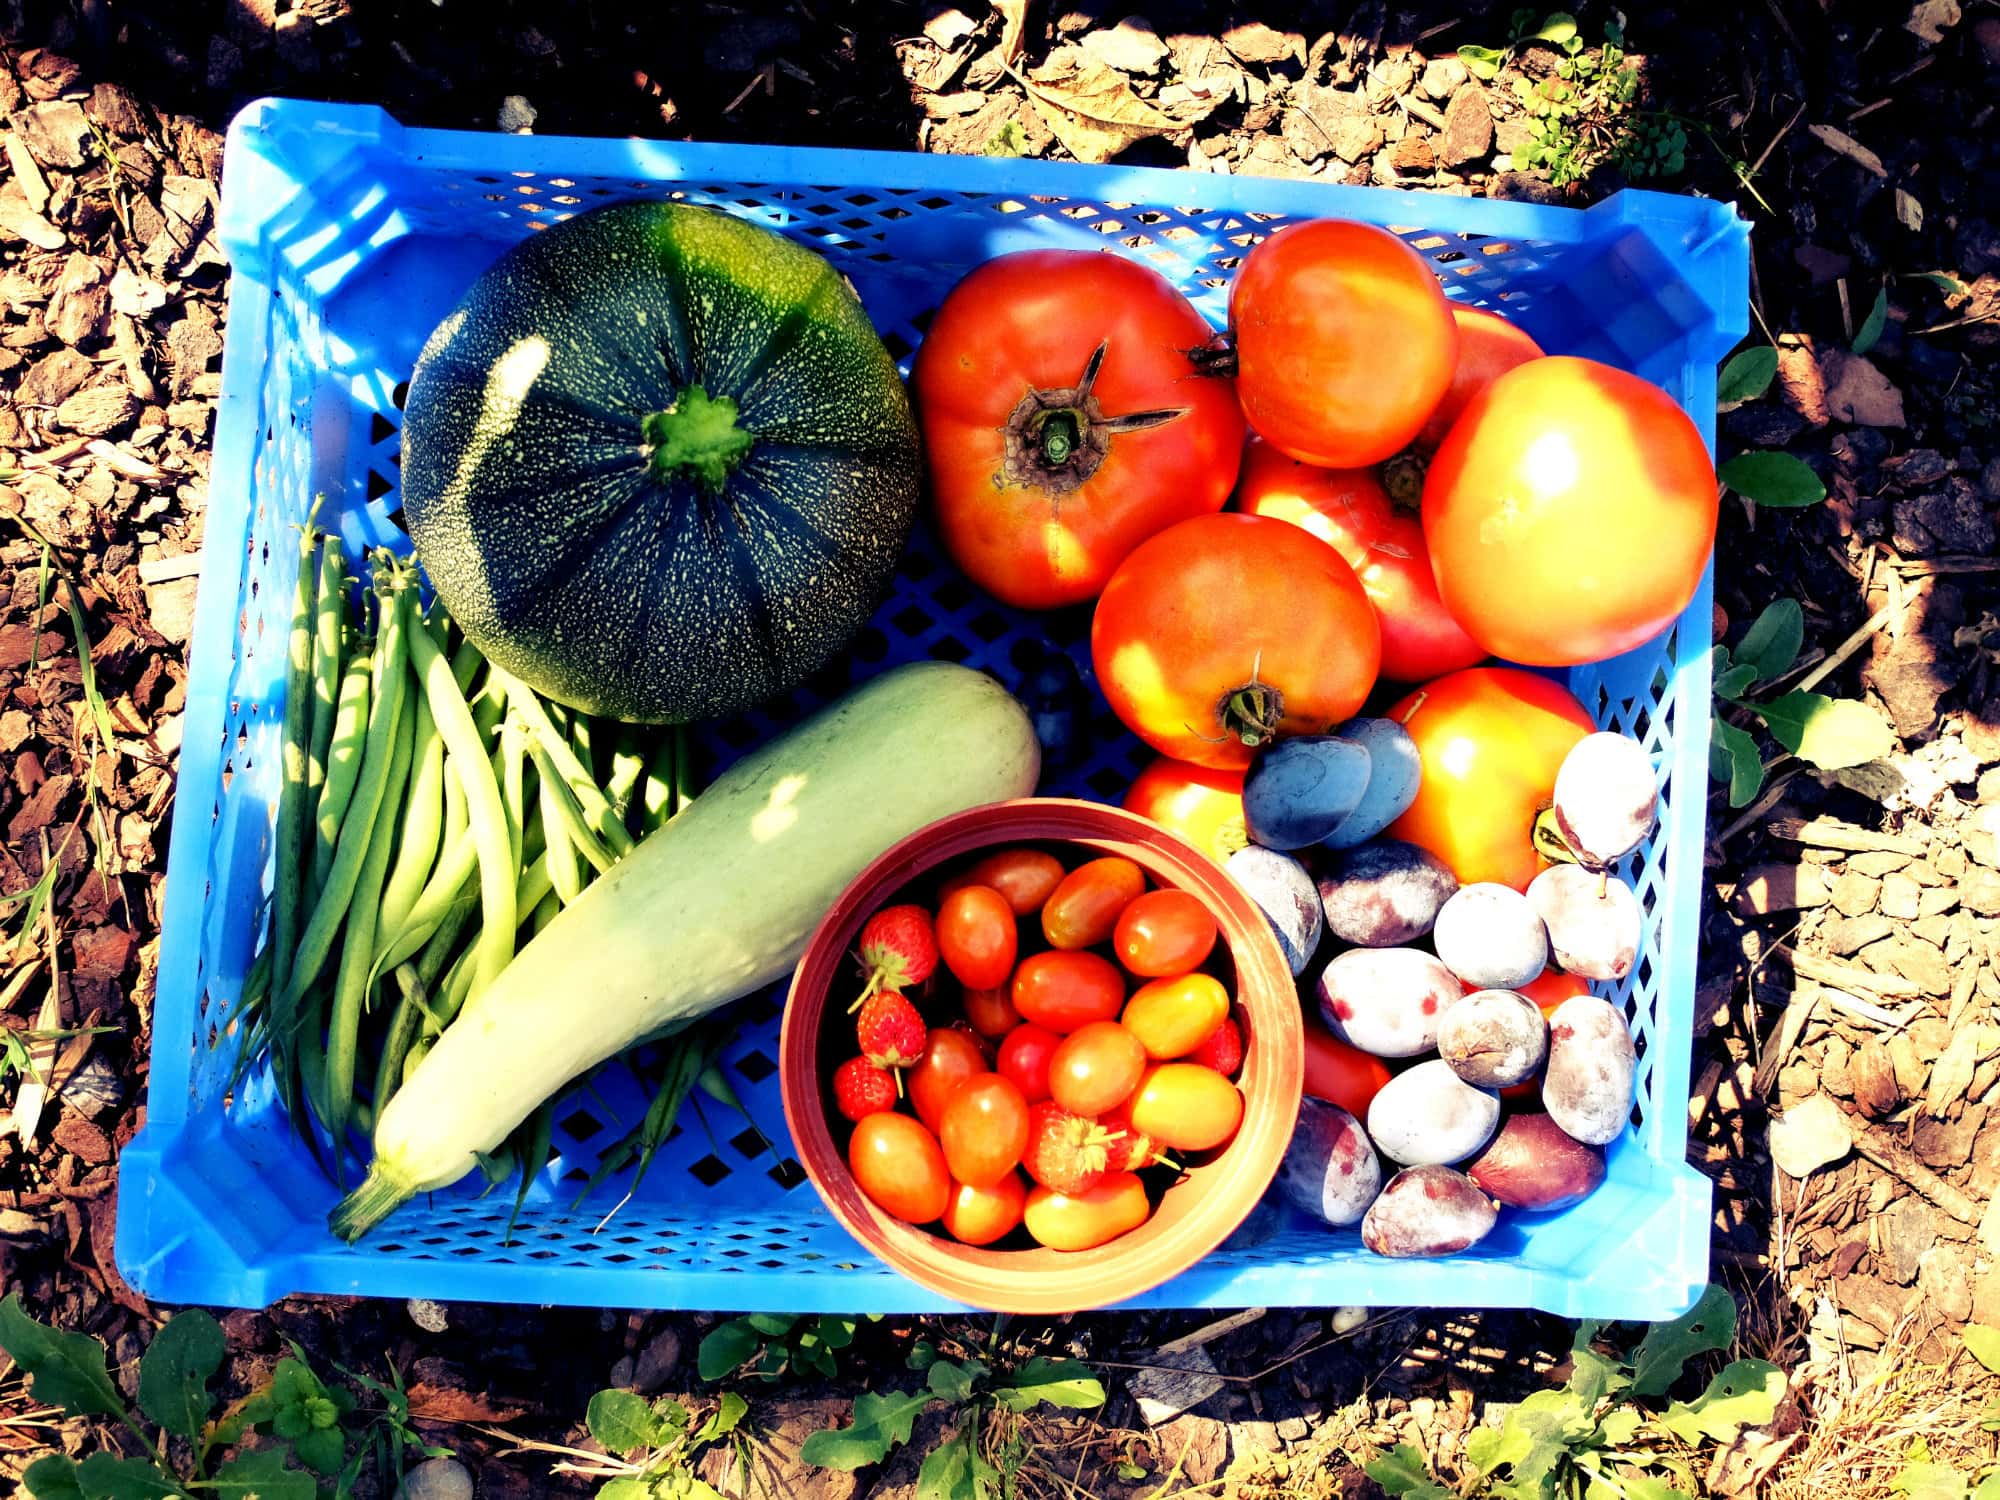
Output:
(848, 1112), (950, 1224)
(1113, 889), (1219, 978)
(1230, 220), (1458, 468)
(913, 250), (1247, 610)
(1011, 951), (1125, 1034)
(1092, 513), (1380, 769)
(1416, 305), (1546, 450)
(1128, 1063), (1243, 1153)
(941, 848), (1066, 917)
(942, 1172), (1027, 1246)
(1122, 757), (1248, 865)
(908, 1027), (988, 1134)
(1302, 1021), (1393, 1118)
(1520, 967), (1592, 1017)
(1234, 437), (1484, 683)
(1423, 356), (1718, 665)
(1023, 1172), (1151, 1251)
(1041, 857), (1146, 950)
(1386, 667), (1593, 891)
(1185, 1015), (1243, 1077)
(939, 1073), (1031, 1189)
(1047, 1021), (1148, 1116)
(1121, 973), (1230, 1061)
(998, 1023), (1062, 1104)
(937, 885), (1018, 990)
(962, 984), (1023, 1040)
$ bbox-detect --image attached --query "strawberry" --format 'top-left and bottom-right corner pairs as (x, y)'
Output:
(1021, 1101), (1122, 1195)
(855, 991), (928, 1081)
(852, 904), (938, 1008)
(1099, 1099), (1176, 1173)
(832, 1056), (898, 1122)
(1186, 1017), (1243, 1077)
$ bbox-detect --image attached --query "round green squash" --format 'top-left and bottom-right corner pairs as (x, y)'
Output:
(400, 200), (921, 723)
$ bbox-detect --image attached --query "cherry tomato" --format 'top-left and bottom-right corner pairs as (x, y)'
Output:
(1128, 1063), (1243, 1153)
(942, 848), (1066, 917)
(942, 1172), (1027, 1246)
(1302, 1021), (1393, 1118)
(1520, 966), (1592, 1017)
(848, 1112), (950, 1224)
(1113, 889), (1219, 978)
(1121, 973), (1230, 1061)
(963, 984), (1023, 1040)
(1047, 1021), (1148, 1116)
(1386, 667), (1593, 891)
(1023, 1171), (1151, 1251)
(1123, 757), (1248, 865)
(1185, 1015), (1243, 1077)
(939, 1072), (1031, 1189)
(1415, 305), (1545, 450)
(1092, 513), (1380, 769)
(914, 250), (1247, 610)
(998, 1022), (1062, 1104)
(1230, 219), (1458, 468)
(908, 1027), (989, 1134)
(1424, 356), (1718, 666)
(936, 885), (1018, 990)
(1041, 857), (1146, 950)
(1011, 950), (1125, 1034)
(1234, 437), (1484, 683)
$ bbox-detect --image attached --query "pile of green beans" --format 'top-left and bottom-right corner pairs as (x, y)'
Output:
(236, 529), (704, 1190)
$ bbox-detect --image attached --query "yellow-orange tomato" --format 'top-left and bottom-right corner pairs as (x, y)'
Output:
(942, 1172), (1027, 1246)
(1047, 1021), (1148, 1116)
(1122, 757), (1248, 865)
(1385, 667), (1593, 891)
(1415, 305), (1546, 450)
(1041, 857), (1146, 950)
(941, 848), (1066, 917)
(848, 1112), (950, 1224)
(1121, 973), (1231, 1060)
(1113, 889), (1219, 978)
(1128, 1063), (1244, 1152)
(1023, 1171), (1151, 1251)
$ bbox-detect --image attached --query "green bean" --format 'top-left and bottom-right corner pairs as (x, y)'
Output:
(374, 673), (443, 947)
(408, 614), (517, 1004)
(271, 499), (323, 1006)
(524, 734), (617, 875)
(605, 726), (649, 827)
(536, 758), (585, 904)
(311, 650), (373, 898)
(640, 733), (677, 833)
(324, 683), (415, 1173)
(448, 632), (482, 696)
(370, 964), (429, 1114)
(568, 709), (595, 783)
(470, 667), (506, 743)
(283, 578), (410, 1014)
(371, 761), (472, 979)
(673, 724), (701, 815)
(304, 536), (347, 825)
(500, 711), (528, 873)
(490, 670), (636, 859)
(503, 1101), (555, 1246)
(529, 887), (561, 934)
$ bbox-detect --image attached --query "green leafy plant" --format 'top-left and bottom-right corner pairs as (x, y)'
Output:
(559, 1389), (751, 1499)
(981, 119), (1029, 157)
(1883, 1330), (2000, 1497)
(1710, 598), (1897, 805)
(697, 1313), (876, 1382)
(1713, 342), (1827, 510)
(800, 1334), (1105, 1500)
(1368, 1285), (1786, 1500)
(1458, 10), (1584, 81)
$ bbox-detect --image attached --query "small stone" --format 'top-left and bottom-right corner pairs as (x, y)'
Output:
(1420, 56), (1469, 98)
(18, 348), (93, 407)
(54, 384), (138, 436)
(17, 99), (91, 169)
(633, 1326), (682, 1393)
(1769, 1095), (1853, 1178)
(1824, 913), (1896, 955)
(1275, 1414), (1311, 1442)
(496, 95), (538, 133)
(1881, 872), (1923, 919)
(1821, 349), (1907, 427)
(1438, 84), (1493, 166)
(1220, 20), (1305, 65)
(1832, 1239), (1869, 1277)
(1851, 850), (1915, 876)
(1081, 16), (1169, 73)
(47, 253), (109, 347)
(407, 1298), (449, 1333)
(607, 1355), (635, 1389)
(1831, 871), (1880, 915)
(1920, 1244), (1974, 1324)
(396, 1457), (474, 1500)
(1918, 885), (1960, 917)
(1964, 870), (2000, 916)
(1391, 132), (1435, 172)
(1852, 1041), (1901, 1117)
(1878, 935), (1952, 995)
(1965, 805), (2000, 867)
(1735, 862), (1831, 914)
(1893, 480), (1996, 558)
(1882, 1195), (1935, 1284)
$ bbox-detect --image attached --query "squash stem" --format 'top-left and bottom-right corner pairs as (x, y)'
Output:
(642, 384), (754, 490)
(328, 1161), (418, 1241)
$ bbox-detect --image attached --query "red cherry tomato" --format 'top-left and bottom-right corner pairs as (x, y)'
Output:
(1520, 966), (1593, 1017)
(939, 1072), (1032, 1189)
(907, 1027), (988, 1134)
(1184, 1015), (1243, 1077)
(942, 1172), (1027, 1246)
(1230, 219), (1458, 468)
(1302, 1021), (1393, 1118)
(962, 984), (1023, 1039)
(1234, 436), (1484, 683)
(1121, 973), (1231, 1061)
(1123, 757), (1248, 865)
(998, 1023), (1062, 1105)
(941, 848), (1066, 917)
(1023, 1171), (1151, 1251)
(1011, 950), (1126, 1034)
(1415, 305), (1546, 450)
(1047, 1021), (1148, 1116)
(1041, 857), (1147, 950)
(937, 885), (1018, 990)
(1128, 1063), (1243, 1153)
(848, 1112), (950, 1224)
(1112, 889), (1219, 978)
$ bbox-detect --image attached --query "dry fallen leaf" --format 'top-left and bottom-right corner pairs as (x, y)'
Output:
(1020, 55), (1216, 165)
(1808, 124), (1887, 177)
(1894, 187), (1924, 231)
(1768, 1095), (1853, 1178)
(407, 1381), (533, 1424)
(993, 0), (1028, 65)
(1905, 0), (1961, 43)
(1821, 349), (1907, 428)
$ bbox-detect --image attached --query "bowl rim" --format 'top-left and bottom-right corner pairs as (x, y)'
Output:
(779, 796), (1304, 1313)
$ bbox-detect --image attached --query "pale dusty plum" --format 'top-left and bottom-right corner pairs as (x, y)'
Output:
(1553, 731), (1658, 864)
(1465, 1113), (1606, 1211)
(1242, 736), (1371, 850)
(1526, 865), (1641, 981)
(1361, 1166), (1498, 1257)
(1317, 948), (1462, 1058)
(1437, 988), (1547, 1088)
(1275, 1098), (1383, 1226)
(1324, 718), (1423, 848)
(1431, 881), (1548, 990)
(1317, 839), (1457, 947)
(1365, 1059), (1499, 1165)
(1226, 845), (1323, 976)
(1542, 995), (1637, 1146)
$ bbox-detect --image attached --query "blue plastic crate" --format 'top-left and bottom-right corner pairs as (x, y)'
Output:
(119, 99), (1745, 1318)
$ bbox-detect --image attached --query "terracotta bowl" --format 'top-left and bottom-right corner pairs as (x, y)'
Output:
(779, 797), (1303, 1313)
